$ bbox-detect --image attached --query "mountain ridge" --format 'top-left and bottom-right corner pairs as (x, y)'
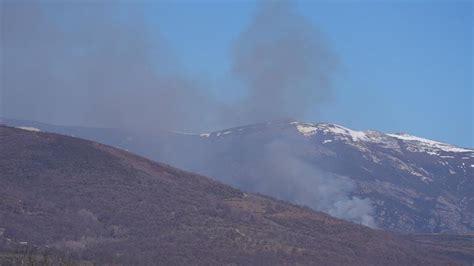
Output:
(2, 117), (473, 233)
(3, 125), (474, 264)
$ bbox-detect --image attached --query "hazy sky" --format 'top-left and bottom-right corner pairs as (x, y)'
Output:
(148, 1), (473, 147)
(1, 0), (472, 147)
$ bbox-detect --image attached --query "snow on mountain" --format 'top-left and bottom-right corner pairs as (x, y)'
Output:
(15, 126), (41, 132)
(2, 117), (473, 233)
(289, 121), (472, 156)
(387, 133), (473, 155)
(294, 122), (370, 141)
(180, 120), (473, 233)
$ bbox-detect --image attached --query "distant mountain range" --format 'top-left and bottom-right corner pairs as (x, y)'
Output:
(4, 125), (474, 264)
(2, 117), (473, 233)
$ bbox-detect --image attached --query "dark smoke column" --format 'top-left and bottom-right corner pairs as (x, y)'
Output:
(232, 1), (338, 124)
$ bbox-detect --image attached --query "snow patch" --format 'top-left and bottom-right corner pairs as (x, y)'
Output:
(294, 122), (372, 142)
(316, 123), (372, 142)
(296, 124), (318, 137)
(388, 133), (473, 154)
(322, 139), (333, 144)
(16, 126), (41, 132)
(169, 130), (196, 136)
(330, 125), (369, 141)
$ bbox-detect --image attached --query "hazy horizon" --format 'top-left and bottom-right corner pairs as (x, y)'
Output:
(1, 0), (472, 147)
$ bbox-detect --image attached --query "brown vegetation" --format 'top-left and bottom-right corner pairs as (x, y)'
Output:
(0, 126), (472, 265)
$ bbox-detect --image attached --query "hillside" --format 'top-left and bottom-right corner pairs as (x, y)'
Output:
(4, 118), (472, 233)
(1, 125), (472, 264)
(169, 120), (473, 233)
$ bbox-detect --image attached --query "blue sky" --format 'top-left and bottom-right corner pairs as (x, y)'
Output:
(145, 1), (472, 147)
(2, 0), (472, 147)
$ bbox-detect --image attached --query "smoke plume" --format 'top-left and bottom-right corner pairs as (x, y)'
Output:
(1, 1), (375, 226)
(1, 1), (220, 132)
(257, 139), (375, 227)
(1, 1), (337, 132)
(231, 1), (337, 124)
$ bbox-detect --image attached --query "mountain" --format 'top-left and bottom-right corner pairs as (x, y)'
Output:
(2, 117), (473, 233)
(3, 125), (474, 265)
(169, 120), (474, 234)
